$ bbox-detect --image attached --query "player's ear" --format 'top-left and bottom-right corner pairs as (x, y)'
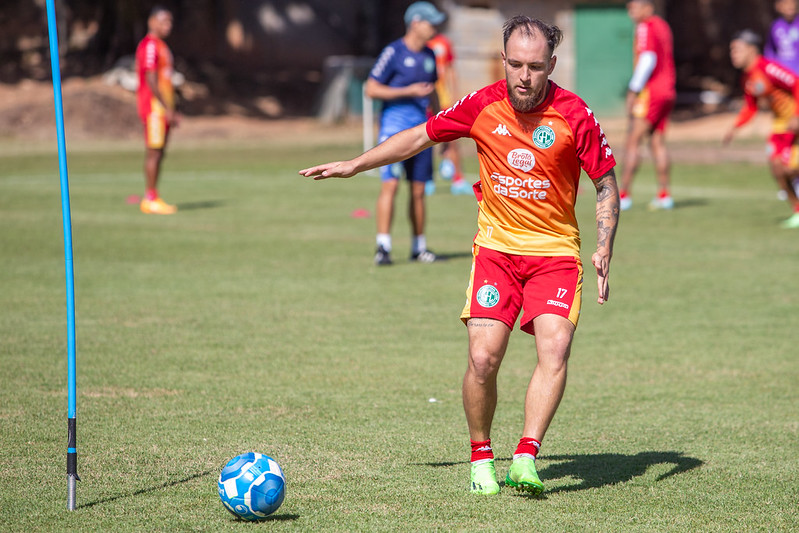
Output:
(548, 55), (557, 75)
(501, 50), (507, 67)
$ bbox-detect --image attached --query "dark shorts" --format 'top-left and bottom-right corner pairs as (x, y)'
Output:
(378, 124), (433, 183)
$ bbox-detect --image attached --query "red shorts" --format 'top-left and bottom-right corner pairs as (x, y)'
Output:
(767, 133), (798, 168)
(633, 91), (674, 133)
(143, 110), (170, 149)
(460, 245), (583, 335)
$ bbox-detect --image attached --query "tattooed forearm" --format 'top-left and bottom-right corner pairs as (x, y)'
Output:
(594, 170), (620, 255)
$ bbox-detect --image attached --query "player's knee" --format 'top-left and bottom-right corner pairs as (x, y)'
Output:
(467, 351), (502, 382)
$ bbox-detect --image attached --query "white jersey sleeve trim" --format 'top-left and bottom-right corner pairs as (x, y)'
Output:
(628, 51), (657, 93)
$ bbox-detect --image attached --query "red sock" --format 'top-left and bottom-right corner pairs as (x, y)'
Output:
(620, 190), (629, 199)
(145, 189), (158, 201)
(513, 437), (541, 459)
(658, 188), (670, 199)
(470, 439), (494, 462)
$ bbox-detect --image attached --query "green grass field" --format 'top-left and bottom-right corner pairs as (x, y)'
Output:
(1, 132), (797, 532)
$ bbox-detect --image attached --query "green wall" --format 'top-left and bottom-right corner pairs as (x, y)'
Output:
(575, 5), (634, 115)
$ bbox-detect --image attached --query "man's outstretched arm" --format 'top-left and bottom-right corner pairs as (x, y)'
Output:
(299, 123), (436, 180)
(592, 169), (620, 304)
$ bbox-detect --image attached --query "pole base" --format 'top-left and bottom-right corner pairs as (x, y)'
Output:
(67, 474), (78, 510)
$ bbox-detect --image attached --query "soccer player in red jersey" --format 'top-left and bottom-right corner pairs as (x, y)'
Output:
(619, 0), (676, 211)
(427, 32), (471, 195)
(724, 30), (799, 229)
(300, 16), (620, 495)
(136, 6), (178, 215)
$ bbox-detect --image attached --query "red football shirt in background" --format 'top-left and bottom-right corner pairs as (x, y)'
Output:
(735, 56), (799, 133)
(634, 15), (676, 102)
(427, 34), (456, 109)
(135, 34), (175, 122)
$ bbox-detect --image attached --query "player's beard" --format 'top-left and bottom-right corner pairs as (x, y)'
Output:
(508, 89), (534, 113)
(507, 83), (545, 113)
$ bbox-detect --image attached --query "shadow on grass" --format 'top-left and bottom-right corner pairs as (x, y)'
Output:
(422, 450), (703, 494)
(227, 513), (300, 523)
(672, 198), (709, 209)
(432, 251), (473, 262)
(177, 200), (226, 211)
(79, 470), (300, 521)
(382, 250), (473, 266)
(540, 451), (704, 494)
(78, 470), (214, 509)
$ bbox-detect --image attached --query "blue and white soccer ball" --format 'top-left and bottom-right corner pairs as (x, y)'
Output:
(218, 452), (286, 521)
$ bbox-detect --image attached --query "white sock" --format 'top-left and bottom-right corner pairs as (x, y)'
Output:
(412, 235), (426, 254)
(376, 234), (392, 252)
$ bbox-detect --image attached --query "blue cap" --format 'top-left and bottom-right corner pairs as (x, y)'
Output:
(404, 2), (446, 26)
(732, 29), (762, 48)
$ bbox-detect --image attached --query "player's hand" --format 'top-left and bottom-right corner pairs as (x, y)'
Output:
(164, 109), (180, 127)
(591, 250), (610, 305)
(298, 161), (357, 180)
(407, 82), (435, 98)
(721, 128), (735, 146)
(788, 116), (799, 134)
(625, 91), (637, 116)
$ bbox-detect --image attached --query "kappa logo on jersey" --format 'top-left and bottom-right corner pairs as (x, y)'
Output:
(404, 56), (417, 68)
(492, 124), (512, 136)
(532, 125), (555, 149)
(507, 149), (535, 172)
(476, 284), (500, 308)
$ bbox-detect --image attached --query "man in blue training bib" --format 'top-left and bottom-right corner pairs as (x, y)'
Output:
(366, 1), (444, 265)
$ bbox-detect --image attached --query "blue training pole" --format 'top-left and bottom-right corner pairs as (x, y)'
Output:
(44, 0), (79, 511)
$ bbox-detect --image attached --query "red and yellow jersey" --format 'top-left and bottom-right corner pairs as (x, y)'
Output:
(634, 15), (676, 101)
(427, 34), (456, 109)
(735, 56), (799, 133)
(428, 34), (454, 72)
(136, 34), (174, 121)
(426, 80), (616, 258)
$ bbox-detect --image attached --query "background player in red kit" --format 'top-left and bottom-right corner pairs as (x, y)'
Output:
(300, 16), (619, 496)
(724, 29), (799, 228)
(136, 5), (178, 215)
(619, 0), (676, 211)
(427, 31), (472, 195)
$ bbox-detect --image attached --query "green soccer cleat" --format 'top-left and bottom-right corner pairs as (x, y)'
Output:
(780, 212), (799, 229)
(505, 456), (544, 495)
(470, 460), (500, 495)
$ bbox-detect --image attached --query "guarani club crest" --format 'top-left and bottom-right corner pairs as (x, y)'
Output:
(424, 56), (436, 74)
(476, 284), (500, 308)
(532, 125), (555, 149)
